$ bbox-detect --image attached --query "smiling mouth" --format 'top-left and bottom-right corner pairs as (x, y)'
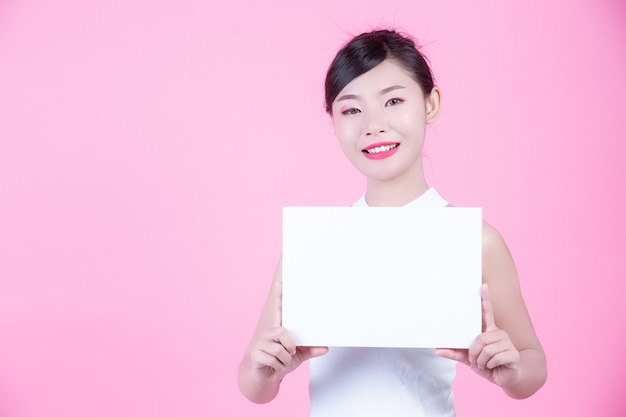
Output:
(363, 143), (399, 154)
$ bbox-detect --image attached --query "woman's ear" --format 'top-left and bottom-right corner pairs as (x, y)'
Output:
(425, 86), (442, 124)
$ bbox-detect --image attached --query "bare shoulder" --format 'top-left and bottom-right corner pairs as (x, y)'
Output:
(446, 203), (513, 280)
(479, 220), (543, 351)
(444, 203), (512, 277)
(482, 220), (507, 256)
(480, 220), (519, 288)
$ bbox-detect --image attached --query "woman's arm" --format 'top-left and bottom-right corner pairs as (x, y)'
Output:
(237, 258), (328, 403)
(437, 222), (547, 398)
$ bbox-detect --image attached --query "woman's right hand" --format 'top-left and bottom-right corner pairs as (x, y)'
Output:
(249, 281), (328, 384)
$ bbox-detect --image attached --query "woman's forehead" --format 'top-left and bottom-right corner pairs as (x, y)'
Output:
(336, 60), (419, 98)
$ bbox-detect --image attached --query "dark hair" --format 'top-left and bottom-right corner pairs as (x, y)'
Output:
(324, 29), (435, 114)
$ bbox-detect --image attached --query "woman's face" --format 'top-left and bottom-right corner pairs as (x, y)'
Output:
(331, 59), (440, 183)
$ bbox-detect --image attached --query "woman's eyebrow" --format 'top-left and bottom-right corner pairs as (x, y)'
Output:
(336, 85), (406, 102)
(336, 93), (358, 102)
(380, 85), (405, 95)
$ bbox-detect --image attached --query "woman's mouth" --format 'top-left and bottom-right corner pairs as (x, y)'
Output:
(362, 142), (400, 160)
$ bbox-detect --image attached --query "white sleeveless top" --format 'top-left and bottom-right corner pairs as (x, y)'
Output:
(309, 188), (457, 417)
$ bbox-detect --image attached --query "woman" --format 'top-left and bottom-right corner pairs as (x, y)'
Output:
(238, 29), (547, 416)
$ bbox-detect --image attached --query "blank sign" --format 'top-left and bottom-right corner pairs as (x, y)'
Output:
(282, 206), (482, 348)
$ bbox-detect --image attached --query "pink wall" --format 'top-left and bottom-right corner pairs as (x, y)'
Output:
(1, 0), (625, 416)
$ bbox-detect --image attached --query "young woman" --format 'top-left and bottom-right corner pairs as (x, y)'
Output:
(238, 29), (547, 416)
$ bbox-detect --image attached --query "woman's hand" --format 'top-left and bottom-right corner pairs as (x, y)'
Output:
(436, 224), (546, 399)
(239, 259), (328, 404)
(436, 284), (521, 389)
(249, 282), (328, 385)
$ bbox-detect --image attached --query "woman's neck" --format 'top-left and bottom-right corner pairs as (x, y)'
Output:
(364, 172), (429, 207)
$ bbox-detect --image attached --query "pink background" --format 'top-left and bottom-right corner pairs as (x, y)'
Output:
(1, 0), (625, 416)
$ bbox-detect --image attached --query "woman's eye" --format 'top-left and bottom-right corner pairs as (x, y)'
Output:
(385, 97), (403, 106)
(342, 108), (361, 115)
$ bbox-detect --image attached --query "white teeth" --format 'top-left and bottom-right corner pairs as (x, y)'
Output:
(367, 144), (398, 154)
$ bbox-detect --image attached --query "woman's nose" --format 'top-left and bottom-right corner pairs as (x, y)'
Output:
(364, 110), (388, 135)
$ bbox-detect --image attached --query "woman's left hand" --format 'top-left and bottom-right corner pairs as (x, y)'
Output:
(436, 284), (521, 389)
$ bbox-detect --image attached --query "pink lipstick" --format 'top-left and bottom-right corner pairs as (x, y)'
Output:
(362, 142), (400, 160)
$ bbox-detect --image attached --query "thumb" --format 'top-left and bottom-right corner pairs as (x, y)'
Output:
(298, 346), (329, 361)
(435, 348), (470, 366)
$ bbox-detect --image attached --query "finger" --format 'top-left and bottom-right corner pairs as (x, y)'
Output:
(485, 349), (520, 370)
(468, 329), (508, 365)
(273, 326), (297, 356)
(251, 347), (289, 371)
(258, 340), (293, 368)
(273, 280), (282, 328)
(481, 284), (497, 332)
(474, 339), (515, 369)
(298, 346), (329, 361)
(435, 348), (470, 366)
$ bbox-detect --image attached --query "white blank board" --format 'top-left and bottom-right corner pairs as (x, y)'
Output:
(282, 206), (482, 348)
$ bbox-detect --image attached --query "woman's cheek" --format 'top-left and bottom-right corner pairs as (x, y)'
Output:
(333, 121), (353, 145)
(335, 112), (364, 149)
